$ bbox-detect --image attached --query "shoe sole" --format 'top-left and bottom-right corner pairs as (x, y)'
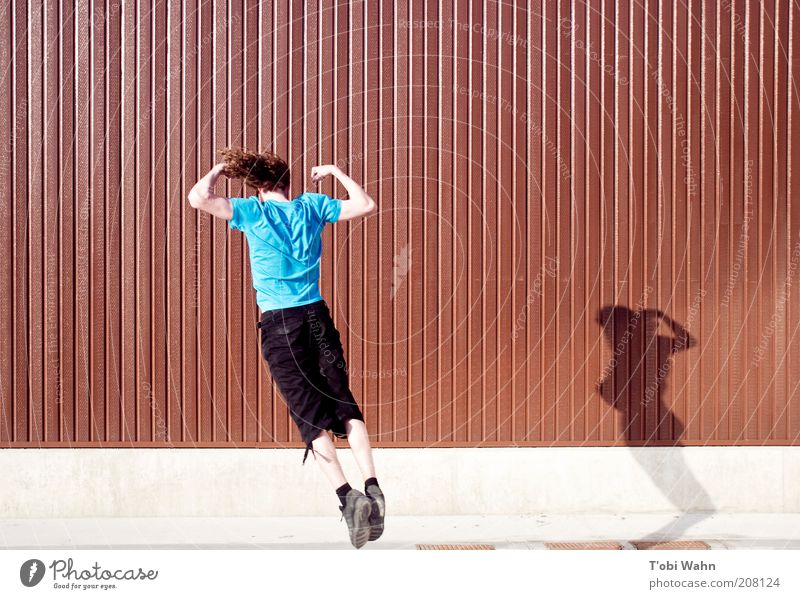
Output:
(368, 497), (385, 541)
(350, 498), (372, 549)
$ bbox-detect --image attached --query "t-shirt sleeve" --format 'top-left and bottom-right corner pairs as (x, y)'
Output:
(228, 197), (261, 232)
(308, 192), (343, 223)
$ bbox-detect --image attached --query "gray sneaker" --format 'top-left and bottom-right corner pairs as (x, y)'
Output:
(365, 484), (385, 541)
(339, 489), (372, 549)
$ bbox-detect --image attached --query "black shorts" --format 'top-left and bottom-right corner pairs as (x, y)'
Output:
(257, 299), (364, 463)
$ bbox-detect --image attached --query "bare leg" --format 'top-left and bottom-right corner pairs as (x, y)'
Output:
(310, 430), (348, 489)
(344, 418), (377, 481)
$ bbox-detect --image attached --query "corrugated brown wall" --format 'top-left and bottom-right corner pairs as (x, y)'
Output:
(1, 0), (799, 448)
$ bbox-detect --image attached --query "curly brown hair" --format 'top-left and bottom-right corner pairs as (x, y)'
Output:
(218, 147), (290, 193)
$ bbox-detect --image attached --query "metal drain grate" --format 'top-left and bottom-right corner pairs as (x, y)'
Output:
(545, 541), (624, 550)
(416, 543), (496, 550)
(632, 540), (711, 550)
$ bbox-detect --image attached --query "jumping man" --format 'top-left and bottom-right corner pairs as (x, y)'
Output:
(187, 148), (385, 549)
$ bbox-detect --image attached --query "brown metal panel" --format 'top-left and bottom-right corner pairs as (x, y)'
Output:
(75, 0), (90, 443)
(165, 0), (184, 444)
(348, 0), (365, 441)
(652, 0), (668, 443)
(743, 0), (761, 442)
(758, 0), (777, 442)
(2, 0), (799, 448)
(196, 0), (212, 443)
(748, 0), (778, 439)
(227, 0), (245, 444)
(684, 0), (701, 442)
(585, 0), (603, 443)
(211, 0), (227, 444)
(716, 0), (733, 443)
(254, 0), (274, 443)
(437, 0), (455, 443)
(364, 0), (381, 445)
(643, 0), (660, 443)
(617, 0), (637, 443)
(11, 0), (28, 444)
(422, 0), (439, 442)
(570, 0), (588, 444)
(8, 0), (22, 443)
(182, 0), (200, 443)
(699, 0), (718, 442)
(526, 2), (544, 444)
(541, 0), (558, 443)
(729, 0), (747, 441)
(121, 0), (136, 443)
(283, 0), (307, 446)
(106, 0), (122, 443)
(497, 0), (515, 443)
(58, 0), (75, 443)
(468, 0), (484, 444)
(599, 0), (616, 443)
(670, 0), (688, 442)
(43, 0), (59, 443)
(328, 0), (352, 453)
(772, 0), (789, 441)
(242, 0), (260, 444)
(554, 0), (571, 443)
(790, 0), (800, 441)
(408, 0), (424, 443)
(28, 0), (44, 443)
(136, 0), (153, 442)
(452, 0), (469, 444)
(377, 0), (395, 444)
(393, 0), (409, 442)
(0, 0), (12, 443)
(271, 0), (289, 443)
(91, 0), (108, 442)
(483, 0), (499, 442)
(152, 0), (169, 444)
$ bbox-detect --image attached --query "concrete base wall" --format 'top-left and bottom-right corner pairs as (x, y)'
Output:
(1, 447), (798, 517)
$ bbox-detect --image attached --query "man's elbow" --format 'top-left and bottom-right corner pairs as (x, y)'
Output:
(187, 190), (205, 209)
(364, 197), (377, 214)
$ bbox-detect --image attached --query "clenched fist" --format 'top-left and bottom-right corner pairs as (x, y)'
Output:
(310, 164), (342, 184)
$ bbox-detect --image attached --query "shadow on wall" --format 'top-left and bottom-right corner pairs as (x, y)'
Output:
(595, 306), (715, 540)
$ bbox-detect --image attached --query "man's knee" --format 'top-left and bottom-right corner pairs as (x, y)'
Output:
(311, 429), (330, 444)
(344, 418), (366, 433)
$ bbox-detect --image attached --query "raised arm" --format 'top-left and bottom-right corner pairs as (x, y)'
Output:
(311, 164), (376, 220)
(654, 309), (697, 353)
(187, 163), (233, 220)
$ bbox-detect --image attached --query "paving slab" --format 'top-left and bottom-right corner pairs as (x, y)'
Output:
(2, 512), (799, 550)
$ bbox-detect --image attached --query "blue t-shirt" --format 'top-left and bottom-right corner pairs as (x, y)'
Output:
(228, 192), (343, 311)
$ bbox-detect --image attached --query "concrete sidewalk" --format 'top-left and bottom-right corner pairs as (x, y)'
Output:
(2, 513), (799, 550)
